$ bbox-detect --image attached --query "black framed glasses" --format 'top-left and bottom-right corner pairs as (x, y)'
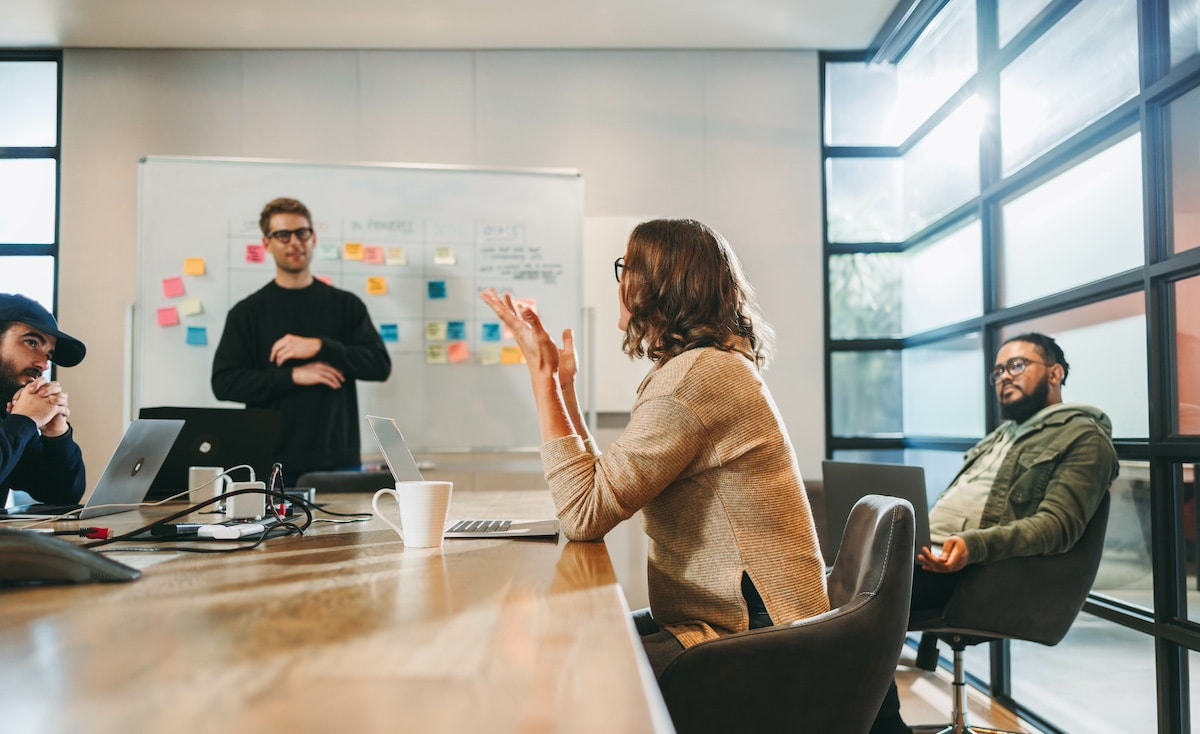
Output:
(989, 357), (1045, 384)
(267, 227), (314, 244)
(614, 256), (625, 283)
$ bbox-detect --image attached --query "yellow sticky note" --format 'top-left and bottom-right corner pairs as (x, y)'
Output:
(448, 342), (470, 364)
(425, 321), (448, 342)
(366, 277), (388, 296)
(178, 297), (203, 317)
(434, 247), (457, 265)
(481, 346), (502, 366)
(426, 344), (448, 364)
(501, 346), (524, 365)
(386, 247), (407, 266)
(183, 258), (206, 276)
(344, 243), (365, 261)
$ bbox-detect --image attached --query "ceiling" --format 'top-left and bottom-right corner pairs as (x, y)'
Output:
(0, 0), (899, 51)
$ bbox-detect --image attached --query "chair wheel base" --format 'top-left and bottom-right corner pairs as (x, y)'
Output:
(913, 725), (1024, 734)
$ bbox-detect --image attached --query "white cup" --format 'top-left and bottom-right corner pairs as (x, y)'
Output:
(372, 481), (453, 549)
(188, 466), (227, 505)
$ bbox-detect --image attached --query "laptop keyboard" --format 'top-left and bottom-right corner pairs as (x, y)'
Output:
(448, 519), (512, 533)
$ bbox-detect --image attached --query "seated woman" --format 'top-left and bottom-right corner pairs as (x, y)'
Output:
(480, 218), (828, 677)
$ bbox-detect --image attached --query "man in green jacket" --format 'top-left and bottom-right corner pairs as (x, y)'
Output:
(872, 332), (1119, 734)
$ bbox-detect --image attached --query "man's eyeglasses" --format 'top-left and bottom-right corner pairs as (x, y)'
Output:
(989, 357), (1045, 384)
(614, 256), (625, 283)
(267, 227), (314, 244)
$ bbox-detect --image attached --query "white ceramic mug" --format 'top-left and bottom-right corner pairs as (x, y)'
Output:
(188, 466), (227, 505)
(372, 481), (453, 549)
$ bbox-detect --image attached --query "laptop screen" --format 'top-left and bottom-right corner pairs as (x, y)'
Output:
(365, 416), (424, 483)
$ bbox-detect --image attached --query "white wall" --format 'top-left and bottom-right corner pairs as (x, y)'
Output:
(59, 49), (826, 484)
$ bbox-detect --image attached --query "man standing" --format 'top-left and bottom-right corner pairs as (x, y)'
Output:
(872, 332), (1119, 734)
(0, 294), (87, 505)
(211, 198), (391, 483)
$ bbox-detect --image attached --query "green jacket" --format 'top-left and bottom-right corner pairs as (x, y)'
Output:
(948, 404), (1119, 565)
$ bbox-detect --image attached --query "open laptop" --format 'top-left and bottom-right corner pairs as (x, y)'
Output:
(1, 419), (185, 520)
(365, 415), (559, 539)
(820, 460), (934, 561)
(138, 406), (280, 500)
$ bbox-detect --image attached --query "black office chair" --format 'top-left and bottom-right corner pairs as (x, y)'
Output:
(908, 492), (1112, 734)
(295, 469), (394, 494)
(657, 495), (915, 734)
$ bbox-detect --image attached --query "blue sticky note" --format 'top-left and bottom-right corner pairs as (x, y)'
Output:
(186, 326), (207, 347)
(427, 281), (447, 299)
(380, 324), (399, 343)
(482, 323), (501, 342)
(447, 321), (466, 341)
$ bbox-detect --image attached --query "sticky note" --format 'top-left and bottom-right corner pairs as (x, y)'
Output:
(162, 277), (185, 299)
(366, 277), (388, 296)
(186, 326), (207, 346)
(183, 258), (206, 276)
(246, 244), (266, 264)
(179, 297), (203, 317)
(447, 321), (466, 341)
(425, 321), (448, 342)
(363, 246), (385, 265)
(157, 307), (180, 327)
(448, 342), (470, 364)
(315, 242), (340, 261)
(344, 243), (364, 261)
(434, 247), (457, 265)
(426, 344), (448, 364)
(380, 324), (399, 343)
(481, 323), (501, 342)
(386, 247), (407, 266)
(427, 281), (447, 299)
(500, 346), (524, 365)
(481, 346), (502, 366)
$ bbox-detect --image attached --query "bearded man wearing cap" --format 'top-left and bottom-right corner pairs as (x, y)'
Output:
(0, 293), (87, 506)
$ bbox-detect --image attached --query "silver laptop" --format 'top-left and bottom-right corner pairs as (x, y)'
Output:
(364, 415), (559, 539)
(2, 419), (186, 520)
(820, 460), (933, 561)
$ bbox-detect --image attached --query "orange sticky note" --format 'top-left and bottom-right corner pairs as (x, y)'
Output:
(344, 243), (365, 261)
(366, 277), (388, 296)
(448, 342), (470, 364)
(246, 244), (266, 263)
(183, 258), (206, 276)
(162, 277), (185, 299)
(363, 246), (385, 265)
(157, 307), (180, 327)
(500, 346), (524, 365)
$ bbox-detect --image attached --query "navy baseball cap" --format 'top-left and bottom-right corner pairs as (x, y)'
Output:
(0, 294), (86, 367)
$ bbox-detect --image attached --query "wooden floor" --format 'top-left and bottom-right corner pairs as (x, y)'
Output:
(895, 646), (1038, 733)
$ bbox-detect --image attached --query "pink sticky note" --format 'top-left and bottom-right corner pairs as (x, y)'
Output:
(363, 246), (385, 265)
(162, 276), (185, 299)
(246, 244), (266, 264)
(448, 341), (470, 364)
(157, 307), (180, 327)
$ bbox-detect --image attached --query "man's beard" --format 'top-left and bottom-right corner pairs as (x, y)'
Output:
(0, 356), (37, 408)
(999, 374), (1050, 424)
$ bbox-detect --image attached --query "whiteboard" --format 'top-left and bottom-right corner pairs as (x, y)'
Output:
(136, 156), (583, 452)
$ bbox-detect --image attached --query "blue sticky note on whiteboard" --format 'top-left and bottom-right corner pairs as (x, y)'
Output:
(482, 323), (501, 342)
(186, 326), (207, 346)
(427, 281), (447, 299)
(447, 321), (466, 341)
(380, 324), (399, 343)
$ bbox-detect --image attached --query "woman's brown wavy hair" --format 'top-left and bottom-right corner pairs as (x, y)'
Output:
(620, 219), (775, 368)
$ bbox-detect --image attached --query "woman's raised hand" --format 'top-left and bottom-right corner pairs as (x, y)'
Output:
(479, 289), (559, 379)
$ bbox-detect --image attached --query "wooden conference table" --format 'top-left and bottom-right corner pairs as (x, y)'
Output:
(0, 490), (674, 734)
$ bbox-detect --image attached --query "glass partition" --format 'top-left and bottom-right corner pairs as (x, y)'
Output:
(829, 253), (901, 339)
(1170, 84), (1200, 254)
(894, 0), (978, 140)
(1171, 0), (1200, 68)
(902, 98), (982, 234)
(0, 159), (56, 245)
(901, 334), (984, 438)
(0, 256), (54, 306)
(0, 61), (57, 147)
(826, 157), (904, 243)
(998, 0), (1054, 48)
(901, 219), (982, 335)
(1177, 276), (1200, 435)
(824, 62), (902, 147)
(831, 351), (903, 436)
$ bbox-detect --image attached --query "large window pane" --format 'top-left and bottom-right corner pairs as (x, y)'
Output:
(1176, 275), (1200, 434)
(1095, 461), (1153, 610)
(901, 334), (984, 438)
(1170, 85), (1200, 254)
(1000, 132), (1144, 306)
(0, 159), (57, 245)
(824, 62), (902, 147)
(829, 253), (901, 339)
(826, 157), (903, 243)
(999, 0), (1139, 174)
(998, 0), (1054, 48)
(0, 256), (54, 308)
(831, 351), (902, 436)
(0, 61), (57, 147)
(1000, 292), (1148, 439)
(894, 0), (978, 140)
(903, 98), (982, 234)
(901, 220), (982, 334)
(1171, 0), (1200, 68)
